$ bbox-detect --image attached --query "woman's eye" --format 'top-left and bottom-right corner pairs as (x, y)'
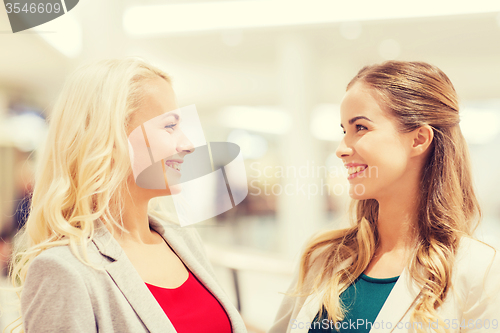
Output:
(342, 125), (366, 135)
(165, 123), (177, 130)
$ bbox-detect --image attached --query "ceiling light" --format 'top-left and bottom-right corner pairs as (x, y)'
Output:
(123, 0), (500, 36)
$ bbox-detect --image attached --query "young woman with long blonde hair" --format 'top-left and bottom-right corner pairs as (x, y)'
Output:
(7, 58), (247, 333)
(268, 61), (500, 333)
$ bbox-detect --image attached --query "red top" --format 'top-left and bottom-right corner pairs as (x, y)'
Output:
(145, 270), (232, 333)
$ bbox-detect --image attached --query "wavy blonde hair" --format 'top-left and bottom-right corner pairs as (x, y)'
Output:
(292, 61), (484, 333)
(5, 57), (175, 332)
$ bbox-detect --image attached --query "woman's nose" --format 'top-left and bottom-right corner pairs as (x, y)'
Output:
(177, 131), (195, 154)
(335, 138), (353, 159)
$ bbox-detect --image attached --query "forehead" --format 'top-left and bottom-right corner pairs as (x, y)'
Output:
(340, 82), (385, 121)
(131, 77), (178, 126)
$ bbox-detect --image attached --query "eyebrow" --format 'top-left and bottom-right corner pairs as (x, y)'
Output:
(161, 112), (179, 121)
(340, 116), (373, 128)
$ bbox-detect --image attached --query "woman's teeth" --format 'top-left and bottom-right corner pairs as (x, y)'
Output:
(166, 162), (181, 172)
(348, 165), (367, 175)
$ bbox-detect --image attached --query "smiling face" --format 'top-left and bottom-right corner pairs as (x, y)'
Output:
(336, 82), (417, 201)
(127, 77), (194, 196)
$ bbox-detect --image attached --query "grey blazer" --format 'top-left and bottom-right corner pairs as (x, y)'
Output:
(20, 214), (248, 333)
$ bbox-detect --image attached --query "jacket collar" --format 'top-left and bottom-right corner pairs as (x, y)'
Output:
(91, 215), (177, 332)
(292, 260), (424, 333)
(90, 215), (245, 333)
(368, 266), (423, 333)
(150, 216), (248, 333)
(91, 215), (168, 261)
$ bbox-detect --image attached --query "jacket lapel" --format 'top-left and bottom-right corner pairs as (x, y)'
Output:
(292, 261), (424, 333)
(369, 267), (424, 333)
(291, 258), (353, 333)
(92, 217), (176, 333)
(148, 215), (245, 332)
(292, 292), (323, 333)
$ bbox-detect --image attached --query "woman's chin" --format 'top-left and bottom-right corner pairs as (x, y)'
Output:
(151, 185), (182, 197)
(168, 184), (182, 195)
(348, 183), (369, 199)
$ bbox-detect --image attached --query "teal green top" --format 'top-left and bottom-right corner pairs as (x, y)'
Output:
(308, 273), (399, 333)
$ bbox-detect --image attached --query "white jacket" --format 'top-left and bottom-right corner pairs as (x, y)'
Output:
(267, 236), (500, 333)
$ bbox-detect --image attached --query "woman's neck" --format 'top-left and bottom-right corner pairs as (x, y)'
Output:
(376, 194), (418, 254)
(363, 194), (419, 277)
(108, 187), (158, 246)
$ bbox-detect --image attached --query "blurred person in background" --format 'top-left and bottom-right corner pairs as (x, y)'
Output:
(0, 151), (33, 333)
(0, 151), (34, 276)
(7, 57), (247, 333)
(268, 61), (500, 333)
(12, 158), (34, 232)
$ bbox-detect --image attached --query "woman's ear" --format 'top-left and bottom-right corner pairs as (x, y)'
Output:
(410, 125), (434, 157)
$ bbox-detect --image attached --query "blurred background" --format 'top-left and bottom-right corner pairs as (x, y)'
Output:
(1, 1), (500, 331)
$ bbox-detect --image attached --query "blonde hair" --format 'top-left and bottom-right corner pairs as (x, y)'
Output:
(292, 61), (485, 332)
(5, 57), (173, 332)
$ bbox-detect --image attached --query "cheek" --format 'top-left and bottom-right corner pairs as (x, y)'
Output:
(151, 132), (177, 156)
(358, 136), (408, 178)
(147, 129), (163, 143)
(169, 184), (182, 195)
(375, 145), (409, 183)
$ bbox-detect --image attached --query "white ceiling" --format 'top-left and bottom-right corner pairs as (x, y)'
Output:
(1, 1), (499, 114)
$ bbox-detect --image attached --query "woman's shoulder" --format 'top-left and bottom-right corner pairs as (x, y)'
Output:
(27, 242), (106, 279)
(454, 236), (500, 286)
(23, 246), (88, 299)
(295, 228), (354, 284)
(306, 228), (353, 262)
(20, 245), (100, 331)
(449, 236), (500, 316)
(456, 236), (498, 265)
(27, 246), (76, 277)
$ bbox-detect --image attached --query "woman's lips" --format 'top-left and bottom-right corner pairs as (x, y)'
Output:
(165, 160), (182, 175)
(347, 165), (367, 180)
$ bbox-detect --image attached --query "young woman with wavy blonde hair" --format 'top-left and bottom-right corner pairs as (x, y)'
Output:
(7, 57), (247, 333)
(268, 61), (500, 333)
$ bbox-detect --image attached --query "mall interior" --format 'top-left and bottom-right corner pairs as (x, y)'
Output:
(1, 1), (500, 332)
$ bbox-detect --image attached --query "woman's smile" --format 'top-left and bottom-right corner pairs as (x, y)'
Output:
(345, 163), (368, 180)
(347, 165), (367, 180)
(165, 159), (183, 175)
